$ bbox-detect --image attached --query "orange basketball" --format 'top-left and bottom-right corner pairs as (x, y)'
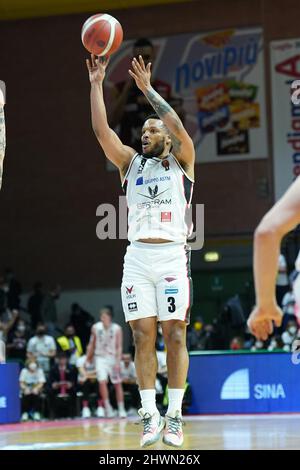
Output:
(81, 13), (123, 57)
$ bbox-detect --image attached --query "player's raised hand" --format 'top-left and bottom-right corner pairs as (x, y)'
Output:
(86, 54), (110, 83)
(247, 304), (283, 340)
(129, 55), (152, 92)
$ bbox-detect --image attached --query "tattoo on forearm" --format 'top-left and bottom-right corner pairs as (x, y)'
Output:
(145, 88), (173, 118)
(170, 132), (182, 154)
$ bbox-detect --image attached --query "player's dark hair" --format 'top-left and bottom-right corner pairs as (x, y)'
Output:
(133, 38), (153, 49)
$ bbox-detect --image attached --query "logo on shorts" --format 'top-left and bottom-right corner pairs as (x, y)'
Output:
(165, 288), (179, 294)
(125, 286), (136, 300)
(128, 302), (138, 312)
(165, 277), (177, 282)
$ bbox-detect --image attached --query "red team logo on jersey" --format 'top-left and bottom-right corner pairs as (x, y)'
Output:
(161, 211), (172, 222)
(162, 160), (170, 171)
(126, 286), (134, 294)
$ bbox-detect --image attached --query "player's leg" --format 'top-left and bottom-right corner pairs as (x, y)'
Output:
(109, 359), (127, 418)
(129, 317), (165, 447)
(95, 357), (115, 417)
(156, 244), (192, 447)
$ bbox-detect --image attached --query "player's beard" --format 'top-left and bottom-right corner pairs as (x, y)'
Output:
(142, 138), (166, 159)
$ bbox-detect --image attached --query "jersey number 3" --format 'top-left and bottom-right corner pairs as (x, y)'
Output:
(167, 297), (176, 313)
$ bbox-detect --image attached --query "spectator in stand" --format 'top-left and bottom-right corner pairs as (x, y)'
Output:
(27, 322), (56, 375)
(70, 303), (94, 351)
(6, 318), (29, 365)
(48, 351), (77, 418)
(27, 282), (44, 330)
(281, 283), (296, 331)
(230, 336), (244, 350)
(187, 317), (204, 351)
(281, 320), (298, 352)
(19, 358), (45, 421)
(0, 309), (18, 343)
(76, 353), (104, 418)
(267, 336), (283, 351)
(120, 353), (140, 413)
(41, 285), (61, 337)
(109, 37), (184, 152)
(57, 324), (83, 366)
(4, 268), (22, 311)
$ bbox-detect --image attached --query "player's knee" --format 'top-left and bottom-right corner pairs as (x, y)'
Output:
(165, 325), (186, 349)
(132, 328), (152, 350)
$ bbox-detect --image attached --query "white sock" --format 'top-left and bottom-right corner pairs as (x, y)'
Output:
(118, 401), (125, 412)
(140, 389), (158, 415)
(167, 388), (185, 417)
(104, 399), (112, 409)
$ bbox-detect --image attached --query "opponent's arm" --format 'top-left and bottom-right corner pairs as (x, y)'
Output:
(129, 56), (195, 169)
(248, 176), (300, 339)
(86, 55), (135, 173)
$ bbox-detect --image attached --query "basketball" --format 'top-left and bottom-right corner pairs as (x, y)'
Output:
(81, 13), (123, 56)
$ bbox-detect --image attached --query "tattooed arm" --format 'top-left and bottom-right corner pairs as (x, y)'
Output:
(129, 56), (195, 175)
(0, 83), (5, 190)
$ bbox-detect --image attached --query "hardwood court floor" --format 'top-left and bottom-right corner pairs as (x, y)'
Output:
(1, 414), (300, 450)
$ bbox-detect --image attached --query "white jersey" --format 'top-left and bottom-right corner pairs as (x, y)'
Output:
(92, 321), (122, 358)
(122, 153), (194, 243)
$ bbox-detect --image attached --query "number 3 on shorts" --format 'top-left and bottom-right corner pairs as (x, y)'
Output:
(167, 296), (176, 313)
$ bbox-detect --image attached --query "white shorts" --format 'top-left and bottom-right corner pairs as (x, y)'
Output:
(95, 356), (121, 384)
(121, 241), (192, 324)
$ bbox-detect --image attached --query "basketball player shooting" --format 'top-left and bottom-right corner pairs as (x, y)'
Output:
(0, 81), (6, 190)
(247, 177), (300, 341)
(86, 54), (195, 447)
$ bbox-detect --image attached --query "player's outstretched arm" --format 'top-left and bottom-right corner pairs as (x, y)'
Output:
(129, 56), (195, 170)
(248, 176), (300, 340)
(86, 55), (135, 174)
(0, 82), (6, 190)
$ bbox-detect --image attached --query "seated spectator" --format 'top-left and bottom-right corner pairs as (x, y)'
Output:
(6, 318), (29, 366)
(76, 354), (104, 418)
(48, 352), (77, 418)
(57, 324), (83, 365)
(281, 320), (298, 352)
(120, 353), (140, 414)
(230, 336), (244, 350)
(27, 322), (56, 375)
(268, 336), (284, 351)
(19, 358), (45, 421)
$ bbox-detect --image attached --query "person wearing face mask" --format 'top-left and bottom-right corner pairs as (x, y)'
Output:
(19, 359), (46, 421)
(281, 321), (298, 352)
(27, 323), (56, 375)
(57, 324), (83, 366)
(6, 320), (29, 365)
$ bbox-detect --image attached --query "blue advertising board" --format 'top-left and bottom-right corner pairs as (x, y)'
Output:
(188, 352), (300, 414)
(0, 363), (20, 423)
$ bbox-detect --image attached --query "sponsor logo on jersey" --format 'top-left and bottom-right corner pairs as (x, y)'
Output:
(161, 211), (172, 222)
(162, 160), (170, 171)
(144, 176), (171, 184)
(137, 158), (147, 174)
(128, 302), (138, 312)
(137, 199), (172, 209)
(136, 177), (143, 185)
(165, 288), (179, 294)
(138, 185), (170, 201)
(165, 277), (177, 282)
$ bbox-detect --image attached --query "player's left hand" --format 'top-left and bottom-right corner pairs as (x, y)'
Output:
(129, 56), (151, 92)
(247, 304), (283, 340)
